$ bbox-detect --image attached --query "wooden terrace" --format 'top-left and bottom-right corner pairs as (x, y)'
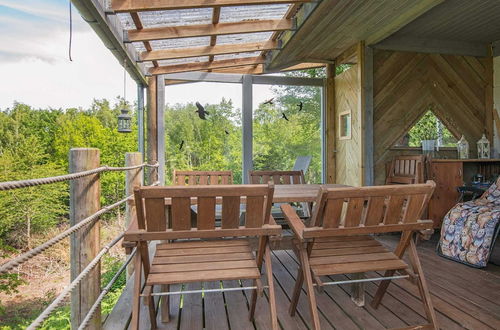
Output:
(108, 234), (500, 330)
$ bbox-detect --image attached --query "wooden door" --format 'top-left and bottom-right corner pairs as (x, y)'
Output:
(428, 162), (462, 228)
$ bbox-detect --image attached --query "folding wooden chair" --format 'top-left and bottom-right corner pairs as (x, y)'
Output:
(249, 170), (310, 219)
(282, 181), (438, 330)
(173, 170), (233, 185)
(125, 184), (281, 330)
(386, 155), (425, 184)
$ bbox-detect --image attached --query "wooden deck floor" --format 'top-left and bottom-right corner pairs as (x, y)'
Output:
(117, 235), (500, 330)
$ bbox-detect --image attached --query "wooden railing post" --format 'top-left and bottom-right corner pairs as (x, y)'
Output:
(70, 148), (101, 329)
(125, 152), (143, 277)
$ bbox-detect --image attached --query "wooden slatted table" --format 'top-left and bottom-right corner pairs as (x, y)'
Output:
(163, 184), (347, 205)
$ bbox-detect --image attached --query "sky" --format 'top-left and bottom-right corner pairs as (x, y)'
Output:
(0, 0), (274, 110)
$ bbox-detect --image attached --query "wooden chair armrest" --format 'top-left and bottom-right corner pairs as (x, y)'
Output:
(281, 204), (305, 241)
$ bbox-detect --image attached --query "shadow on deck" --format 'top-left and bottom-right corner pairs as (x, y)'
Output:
(104, 235), (500, 330)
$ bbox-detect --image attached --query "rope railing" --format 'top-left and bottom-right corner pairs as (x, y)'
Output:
(78, 248), (137, 330)
(27, 232), (125, 330)
(0, 181), (160, 274)
(0, 162), (159, 191)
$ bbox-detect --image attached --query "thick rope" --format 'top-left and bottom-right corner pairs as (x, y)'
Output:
(0, 195), (129, 274)
(0, 162), (158, 191)
(78, 248), (137, 330)
(0, 180), (160, 273)
(27, 232), (125, 330)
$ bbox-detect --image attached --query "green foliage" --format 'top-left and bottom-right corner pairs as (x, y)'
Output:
(408, 110), (457, 147)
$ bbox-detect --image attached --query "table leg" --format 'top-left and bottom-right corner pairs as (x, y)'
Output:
(351, 272), (365, 307)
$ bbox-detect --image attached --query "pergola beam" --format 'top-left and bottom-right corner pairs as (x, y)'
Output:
(111, 0), (311, 12)
(126, 19), (293, 42)
(149, 57), (265, 75)
(139, 41), (279, 62)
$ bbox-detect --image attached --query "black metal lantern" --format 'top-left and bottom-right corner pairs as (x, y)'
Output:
(118, 108), (132, 133)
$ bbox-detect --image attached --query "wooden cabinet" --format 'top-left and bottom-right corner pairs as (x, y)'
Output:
(428, 159), (500, 228)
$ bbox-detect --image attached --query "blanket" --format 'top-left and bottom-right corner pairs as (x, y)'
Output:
(437, 180), (500, 267)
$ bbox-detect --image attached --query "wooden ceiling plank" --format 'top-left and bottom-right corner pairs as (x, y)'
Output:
(149, 57), (265, 75)
(112, 0), (311, 12)
(129, 12), (159, 67)
(140, 40), (278, 62)
(126, 19), (293, 42)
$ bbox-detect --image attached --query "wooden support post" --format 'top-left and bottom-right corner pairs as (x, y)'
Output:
(125, 152), (143, 277)
(70, 148), (101, 330)
(242, 74), (253, 183)
(157, 75), (166, 185)
(325, 63), (336, 183)
(361, 43), (374, 186)
(147, 76), (158, 184)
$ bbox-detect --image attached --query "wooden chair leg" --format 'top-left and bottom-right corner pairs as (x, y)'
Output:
(371, 269), (395, 309)
(160, 284), (170, 323)
(130, 252), (142, 330)
(408, 239), (439, 329)
(249, 279), (258, 321)
(298, 247), (321, 330)
(148, 291), (158, 330)
(289, 267), (303, 316)
(264, 244), (279, 330)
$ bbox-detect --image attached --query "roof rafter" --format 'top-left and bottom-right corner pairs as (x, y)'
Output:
(149, 57), (266, 75)
(139, 40), (278, 62)
(126, 19), (293, 42)
(111, 0), (311, 12)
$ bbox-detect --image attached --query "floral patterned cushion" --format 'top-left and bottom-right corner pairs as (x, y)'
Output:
(437, 181), (500, 267)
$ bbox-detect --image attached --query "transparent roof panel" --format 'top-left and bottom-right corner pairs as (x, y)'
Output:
(217, 32), (274, 45)
(214, 52), (261, 61)
(220, 5), (290, 23)
(150, 37), (211, 50)
(139, 9), (213, 28)
(117, 13), (135, 30)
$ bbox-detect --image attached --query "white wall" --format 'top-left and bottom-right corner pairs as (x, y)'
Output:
(493, 57), (500, 157)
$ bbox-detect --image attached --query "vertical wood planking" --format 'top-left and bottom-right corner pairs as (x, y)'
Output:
(197, 197), (216, 230)
(364, 196), (386, 226)
(245, 196), (264, 228)
(171, 197), (192, 230)
(403, 194), (426, 223)
(210, 175), (218, 185)
(199, 175), (208, 185)
(344, 197), (365, 227)
(70, 148), (101, 329)
(383, 195), (406, 224)
(326, 63), (337, 183)
(321, 199), (344, 228)
(144, 198), (167, 231)
(222, 196), (241, 228)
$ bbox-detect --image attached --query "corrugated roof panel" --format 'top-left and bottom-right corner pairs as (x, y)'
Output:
(139, 9), (213, 28)
(149, 37), (211, 50)
(219, 5), (290, 23)
(217, 32), (274, 45)
(157, 57), (210, 66)
(214, 52), (261, 61)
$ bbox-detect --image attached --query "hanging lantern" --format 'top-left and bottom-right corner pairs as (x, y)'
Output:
(457, 135), (469, 159)
(477, 134), (490, 159)
(118, 108), (132, 133)
(118, 58), (131, 133)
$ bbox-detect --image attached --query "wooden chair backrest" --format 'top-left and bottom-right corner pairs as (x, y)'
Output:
(173, 170), (233, 185)
(305, 181), (435, 238)
(134, 184), (274, 238)
(249, 170), (305, 185)
(386, 155), (425, 184)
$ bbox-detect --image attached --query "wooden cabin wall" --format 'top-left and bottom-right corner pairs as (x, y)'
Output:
(373, 49), (493, 184)
(334, 64), (363, 186)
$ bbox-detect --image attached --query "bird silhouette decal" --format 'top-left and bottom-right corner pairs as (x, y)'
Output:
(263, 98), (274, 105)
(195, 102), (209, 120)
(281, 113), (289, 121)
(225, 130), (230, 135)
(297, 101), (303, 111)
(179, 140), (184, 150)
